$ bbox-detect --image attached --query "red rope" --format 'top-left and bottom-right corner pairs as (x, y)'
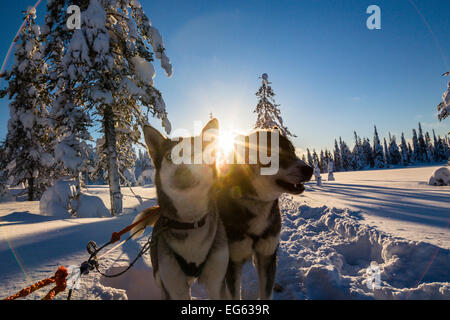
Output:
(4, 266), (68, 300)
(4, 206), (160, 300)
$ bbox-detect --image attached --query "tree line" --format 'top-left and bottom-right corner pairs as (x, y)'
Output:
(303, 123), (449, 173)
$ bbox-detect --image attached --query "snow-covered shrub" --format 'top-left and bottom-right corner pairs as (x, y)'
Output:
(428, 167), (450, 186)
(40, 178), (109, 218)
(40, 179), (76, 217)
(137, 169), (154, 186)
(71, 194), (109, 218)
(314, 164), (322, 186)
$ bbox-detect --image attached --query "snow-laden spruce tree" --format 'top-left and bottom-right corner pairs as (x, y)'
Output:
(333, 139), (342, 172)
(436, 72), (449, 126)
(417, 123), (428, 162)
(42, 0), (93, 201)
(60, 0), (172, 215)
(411, 128), (420, 162)
(362, 138), (374, 168)
(253, 73), (295, 137)
(373, 126), (384, 168)
(424, 131), (433, 163)
(400, 133), (410, 166)
(0, 8), (54, 201)
(388, 134), (402, 165)
(339, 137), (352, 171)
(352, 131), (365, 170)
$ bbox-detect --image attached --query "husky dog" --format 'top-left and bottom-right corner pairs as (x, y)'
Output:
(133, 119), (230, 300)
(216, 129), (313, 300)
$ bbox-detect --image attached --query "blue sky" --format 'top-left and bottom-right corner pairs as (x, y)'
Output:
(0, 0), (449, 154)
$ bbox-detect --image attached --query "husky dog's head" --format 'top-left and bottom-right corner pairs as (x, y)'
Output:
(143, 119), (219, 222)
(220, 129), (313, 202)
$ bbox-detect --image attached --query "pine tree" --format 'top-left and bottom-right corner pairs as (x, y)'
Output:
(352, 131), (365, 170)
(436, 78), (449, 124)
(362, 138), (374, 168)
(43, 0), (93, 199)
(253, 73), (295, 137)
(407, 142), (413, 163)
(432, 130), (439, 162)
(373, 126), (384, 168)
(424, 131), (433, 163)
(411, 128), (420, 162)
(400, 133), (409, 165)
(0, 9), (54, 200)
(319, 150), (327, 173)
(60, 0), (173, 215)
(339, 137), (352, 171)
(312, 149), (319, 168)
(417, 123), (427, 162)
(333, 139), (342, 171)
(383, 138), (389, 166)
(388, 134), (401, 165)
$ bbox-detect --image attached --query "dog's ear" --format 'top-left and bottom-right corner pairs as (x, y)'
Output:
(143, 124), (167, 160)
(202, 118), (219, 143)
(202, 118), (219, 136)
(272, 125), (283, 136)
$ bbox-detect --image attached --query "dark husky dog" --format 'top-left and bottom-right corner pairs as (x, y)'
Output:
(216, 129), (313, 299)
(132, 119), (230, 299)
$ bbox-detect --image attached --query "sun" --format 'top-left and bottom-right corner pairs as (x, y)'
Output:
(216, 130), (236, 164)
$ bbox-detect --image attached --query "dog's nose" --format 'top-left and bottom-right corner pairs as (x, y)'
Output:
(300, 164), (313, 181)
(174, 166), (195, 189)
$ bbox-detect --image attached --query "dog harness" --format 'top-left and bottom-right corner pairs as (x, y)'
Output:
(152, 215), (210, 278)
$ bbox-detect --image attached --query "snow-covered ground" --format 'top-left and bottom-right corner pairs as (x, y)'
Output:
(0, 165), (448, 299)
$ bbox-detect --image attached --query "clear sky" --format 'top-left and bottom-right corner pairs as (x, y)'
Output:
(0, 0), (449, 155)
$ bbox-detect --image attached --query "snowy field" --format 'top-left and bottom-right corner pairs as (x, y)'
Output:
(0, 165), (448, 300)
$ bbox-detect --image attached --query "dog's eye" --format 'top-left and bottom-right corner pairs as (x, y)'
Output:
(166, 153), (172, 161)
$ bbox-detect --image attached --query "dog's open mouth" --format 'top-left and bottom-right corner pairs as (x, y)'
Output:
(276, 179), (305, 194)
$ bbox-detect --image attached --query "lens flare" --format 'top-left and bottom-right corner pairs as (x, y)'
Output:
(217, 130), (235, 159)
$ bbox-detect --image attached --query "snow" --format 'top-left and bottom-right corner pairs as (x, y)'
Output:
(131, 56), (156, 86)
(137, 168), (154, 186)
(39, 179), (110, 218)
(429, 167), (450, 186)
(0, 166), (448, 300)
(39, 179), (77, 217)
(55, 141), (81, 172)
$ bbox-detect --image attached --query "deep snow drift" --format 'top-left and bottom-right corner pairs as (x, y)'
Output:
(0, 166), (448, 299)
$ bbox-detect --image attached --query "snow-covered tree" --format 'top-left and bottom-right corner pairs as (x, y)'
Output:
(327, 158), (335, 181)
(333, 139), (342, 172)
(424, 131), (433, 163)
(312, 149), (319, 168)
(388, 134), (402, 165)
(373, 126), (384, 168)
(42, 0), (93, 200)
(253, 73), (295, 137)
(362, 138), (374, 168)
(411, 128), (420, 162)
(352, 131), (365, 170)
(339, 137), (352, 171)
(60, 0), (173, 215)
(436, 74), (449, 125)
(417, 123), (428, 162)
(383, 138), (389, 166)
(400, 133), (409, 166)
(0, 9), (54, 200)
